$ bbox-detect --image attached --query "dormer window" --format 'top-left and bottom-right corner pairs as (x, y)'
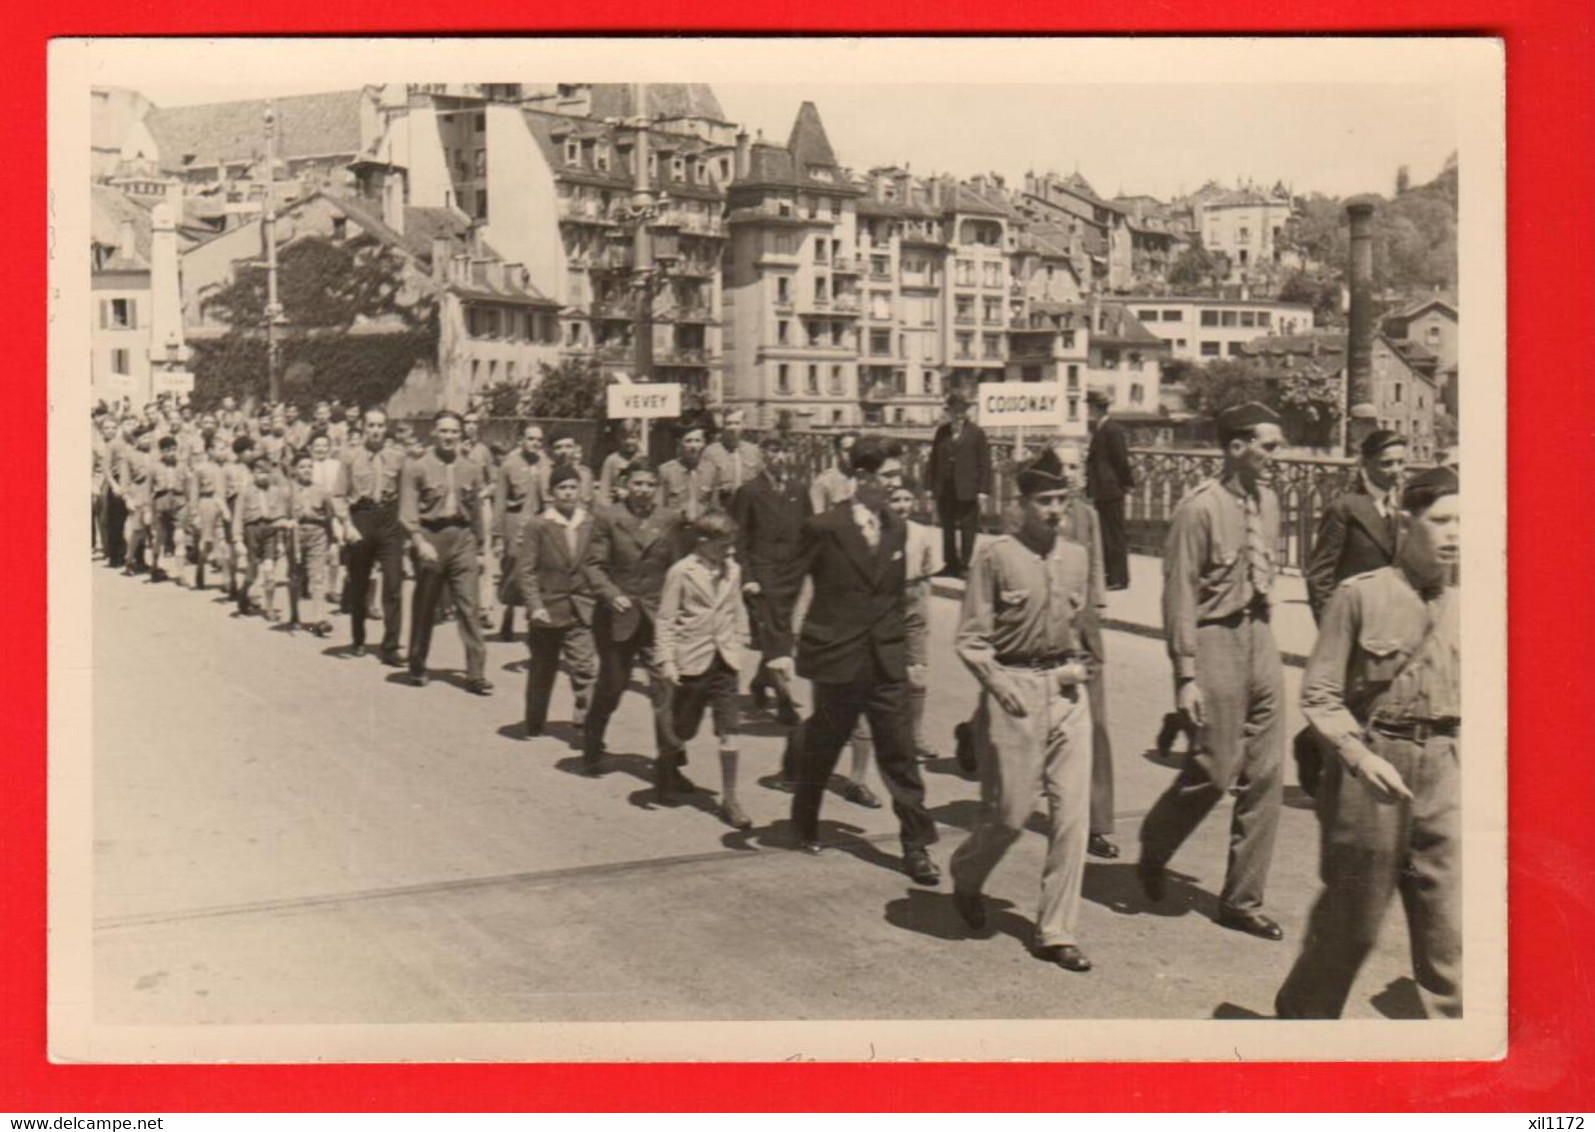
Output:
(564, 140), (580, 165)
(671, 156), (686, 181)
(694, 159), (707, 182)
(594, 145), (610, 172)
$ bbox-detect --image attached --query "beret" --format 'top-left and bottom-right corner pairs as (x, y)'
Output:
(548, 463), (582, 489)
(1360, 429), (1406, 460)
(1217, 401), (1283, 432)
(1400, 467), (1459, 512)
(1016, 446), (1070, 496)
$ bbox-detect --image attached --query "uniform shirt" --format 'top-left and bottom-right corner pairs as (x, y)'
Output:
(284, 422), (311, 451)
(656, 554), (750, 677)
(109, 437), (144, 495)
(92, 431), (111, 490)
(810, 465), (855, 513)
(186, 460), (225, 504)
(1162, 477), (1280, 681)
(399, 449), (489, 535)
(656, 458), (719, 519)
(462, 440), (495, 478)
(597, 450), (636, 507)
(494, 450), (544, 541)
(288, 479), (340, 529)
(311, 457), (342, 495)
(701, 438), (764, 499)
(338, 441), (402, 507)
(149, 459), (187, 497)
(1302, 566), (1461, 754)
(326, 421), (349, 452)
(223, 462), (254, 502)
(956, 532), (1092, 690)
(232, 482), (290, 526)
(904, 517), (943, 588)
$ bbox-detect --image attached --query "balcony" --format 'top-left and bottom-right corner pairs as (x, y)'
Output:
(669, 303), (717, 323)
(832, 296), (861, 315)
(773, 297), (795, 314)
(586, 247), (636, 272)
(866, 307), (895, 323)
(868, 268), (893, 283)
(559, 199), (618, 226)
(595, 343), (635, 363)
(954, 313), (977, 326)
(831, 257), (861, 274)
(655, 348), (712, 366)
(673, 259), (719, 279)
(593, 297), (637, 320)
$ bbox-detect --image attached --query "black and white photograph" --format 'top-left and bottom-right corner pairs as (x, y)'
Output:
(47, 37), (1506, 1062)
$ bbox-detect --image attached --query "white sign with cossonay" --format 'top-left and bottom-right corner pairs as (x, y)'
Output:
(975, 382), (1068, 428)
(606, 383), (683, 420)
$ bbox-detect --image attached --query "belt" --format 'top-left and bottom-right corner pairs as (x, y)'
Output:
(244, 517), (279, 529)
(1371, 717), (1461, 741)
(350, 498), (397, 512)
(421, 518), (470, 531)
(1201, 601), (1271, 628)
(996, 653), (1085, 671)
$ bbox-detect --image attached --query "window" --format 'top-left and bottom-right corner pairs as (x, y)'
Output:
(695, 159), (706, 182)
(487, 360), (498, 384)
(1426, 325), (1443, 345)
(955, 259), (974, 286)
(1394, 382), (1404, 403)
(1129, 352), (1144, 371)
(807, 321), (824, 347)
(1130, 383), (1145, 404)
(475, 149), (487, 178)
(871, 292), (893, 321)
(718, 158), (730, 180)
(1176, 338), (1187, 348)
(470, 359), (480, 386)
(870, 255), (890, 279)
(1022, 365), (1042, 383)
(1220, 310), (1238, 327)
(956, 332), (973, 359)
(474, 113), (486, 133)
(806, 365), (819, 395)
(671, 156), (686, 181)
(1200, 310), (1219, 327)
(922, 370), (936, 395)
(1138, 309), (1160, 322)
(331, 217), (348, 241)
(870, 330), (892, 357)
(1062, 331), (1075, 350)
(832, 323), (846, 347)
(814, 237), (828, 264)
(564, 140), (580, 165)
(474, 189), (488, 220)
(1238, 226), (1250, 243)
(1240, 311), (1256, 328)
(776, 320), (789, 344)
(506, 361), (517, 382)
(1163, 309), (1183, 321)
(982, 334), (1001, 359)
(955, 296), (975, 323)
(1066, 364), (1080, 390)
(105, 298), (138, 329)
(777, 363), (791, 394)
(1067, 396), (1079, 422)
(110, 348), (130, 375)
(829, 365), (844, 395)
(982, 262), (1002, 288)
(1201, 341), (1221, 357)
(776, 277), (791, 303)
(814, 277), (828, 303)
(1101, 348), (1120, 369)
(983, 297), (1003, 323)
(1238, 249), (1249, 266)
(1226, 342), (1244, 356)
(832, 409), (844, 425)
(1258, 311), (1272, 328)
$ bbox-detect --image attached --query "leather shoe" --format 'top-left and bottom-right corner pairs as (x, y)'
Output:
(1216, 908), (1284, 941)
(409, 672), (430, 688)
(465, 677), (494, 696)
(718, 799), (753, 830)
(1136, 856), (1168, 903)
(903, 849), (941, 886)
(796, 838), (824, 855)
(952, 888), (987, 931)
(349, 644), (368, 658)
(380, 648), (404, 668)
(839, 778), (882, 809)
(1087, 833), (1120, 859)
(1036, 944), (1092, 972)
(953, 721), (977, 775)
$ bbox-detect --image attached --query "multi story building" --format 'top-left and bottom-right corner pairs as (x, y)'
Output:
(1005, 298), (1168, 435)
(1123, 295), (1315, 361)
(90, 183), (188, 409)
(1197, 186), (1296, 279)
(1018, 171), (1133, 293)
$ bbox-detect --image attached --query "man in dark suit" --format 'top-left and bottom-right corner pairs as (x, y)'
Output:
(1085, 394), (1135, 590)
(1293, 429), (1408, 797)
(1304, 430), (1408, 621)
(788, 435), (940, 885)
(731, 432), (812, 726)
(581, 460), (685, 775)
(926, 392), (992, 579)
(518, 464), (599, 740)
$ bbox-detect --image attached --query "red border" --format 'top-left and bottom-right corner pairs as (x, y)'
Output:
(11, 6), (1592, 1113)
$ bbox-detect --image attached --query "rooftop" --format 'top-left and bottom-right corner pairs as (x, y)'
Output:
(584, 83), (729, 124)
(146, 89), (366, 171)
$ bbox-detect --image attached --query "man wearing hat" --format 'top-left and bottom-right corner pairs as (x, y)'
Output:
(1085, 393), (1135, 590)
(1305, 430), (1408, 622)
(949, 446), (1100, 973)
(702, 407), (764, 509)
(926, 392), (992, 579)
(1296, 429), (1409, 797)
(1138, 401), (1289, 941)
(1276, 468), (1461, 1018)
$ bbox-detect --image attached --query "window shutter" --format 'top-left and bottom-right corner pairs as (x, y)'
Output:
(128, 300), (138, 330)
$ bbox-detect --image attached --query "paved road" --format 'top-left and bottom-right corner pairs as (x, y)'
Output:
(91, 566), (1419, 1025)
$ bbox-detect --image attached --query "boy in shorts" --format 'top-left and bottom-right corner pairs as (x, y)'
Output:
(287, 451), (346, 636)
(231, 456), (291, 619)
(655, 511), (753, 828)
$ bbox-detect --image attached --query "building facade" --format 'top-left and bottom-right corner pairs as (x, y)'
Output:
(1124, 295), (1315, 361)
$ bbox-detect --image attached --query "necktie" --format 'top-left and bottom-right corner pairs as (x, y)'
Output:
(371, 450), (384, 502)
(444, 461), (459, 518)
(686, 465), (700, 520)
(1244, 494), (1273, 597)
(732, 448), (741, 488)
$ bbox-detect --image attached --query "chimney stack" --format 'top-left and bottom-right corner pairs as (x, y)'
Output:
(1345, 201), (1378, 455)
(734, 129), (751, 180)
(1089, 291), (1102, 334)
(431, 238), (451, 282)
(117, 220), (137, 262)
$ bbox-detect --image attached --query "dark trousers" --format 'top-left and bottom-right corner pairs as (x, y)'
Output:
(746, 581), (801, 691)
(790, 657), (937, 853)
(1140, 613), (1285, 913)
(1095, 495), (1130, 589)
(937, 494), (980, 576)
(1088, 664), (1116, 836)
(345, 505), (404, 652)
(584, 611), (670, 759)
(524, 621), (597, 733)
(407, 525), (485, 681)
(102, 487), (128, 568)
(1277, 733), (1461, 1019)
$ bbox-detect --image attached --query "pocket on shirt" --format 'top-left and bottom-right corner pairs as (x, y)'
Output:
(1358, 634), (1410, 684)
(998, 588), (1029, 609)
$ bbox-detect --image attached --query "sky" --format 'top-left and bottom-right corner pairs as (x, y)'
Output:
(131, 80), (1456, 202)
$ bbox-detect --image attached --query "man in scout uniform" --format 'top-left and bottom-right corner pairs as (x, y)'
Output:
(1275, 468), (1462, 1019)
(493, 421), (547, 641)
(283, 403), (311, 452)
(147, 435), (189, 583)
(338, 409), (406, 665)
(231, 455), (292, 619)
(517, 463), (599, 738)
(596, 423), (642, 508)
(731, 432), (812, 727)
(949, 447), (1099, 973)
(111, 424), (154, 575)
(702, 407), (763, 510)
(459, 410), (498, 630)
(656, 419), (720, 520)
(184, 433), (230, 592)
(398, 410), (493, 694)
(287, 451), (347, 637)
(1138, 401), (1289, 942)
(92, 413), (115, 561)
(581, 460), (684, 775)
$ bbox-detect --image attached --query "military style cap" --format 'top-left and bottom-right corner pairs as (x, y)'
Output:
(1360, 429), (1406, 460)
(945, 391), (971, 409)
(1401, 466), (1459, 512)
(548, 463), (582, 489)
(1217, 401), (1282, 432)
(1016, 446), (1070, 496)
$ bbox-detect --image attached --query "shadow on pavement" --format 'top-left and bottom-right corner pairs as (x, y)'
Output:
(884, 888), (1025, 945)
(1370, 977), (1425, 1019)
(1082, 861), (1211, 919)
(1212, 1001), (1270, 1019)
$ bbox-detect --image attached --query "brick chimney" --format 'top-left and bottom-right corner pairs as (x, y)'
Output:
(734, 129), (750, 179)
(1345, 201), (1378, 455)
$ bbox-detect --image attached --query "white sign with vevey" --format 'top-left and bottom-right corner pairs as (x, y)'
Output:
(606, 383), (682, 420)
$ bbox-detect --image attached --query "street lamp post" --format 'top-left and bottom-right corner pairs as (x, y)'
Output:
(263, 102), (284, 405)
